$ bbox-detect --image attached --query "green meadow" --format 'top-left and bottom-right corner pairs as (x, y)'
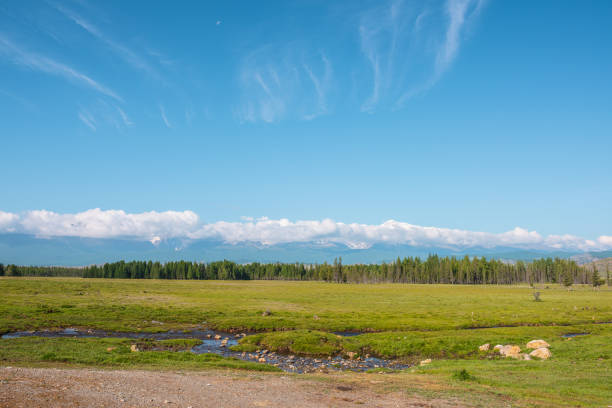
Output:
(1, 277), (611, 407)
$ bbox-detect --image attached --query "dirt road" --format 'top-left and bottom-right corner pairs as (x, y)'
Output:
(0, 367), (464, 407)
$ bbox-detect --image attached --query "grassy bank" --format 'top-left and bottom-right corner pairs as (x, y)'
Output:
(0, 337), (278, 371)
(231, 324), (611, 359)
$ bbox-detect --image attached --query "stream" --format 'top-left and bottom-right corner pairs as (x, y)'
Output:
(2, 328), (410, 373)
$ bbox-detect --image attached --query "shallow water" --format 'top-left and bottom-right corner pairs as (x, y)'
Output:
(332, 331), (363, 337)
(1, 328), (409, 373)
(2, 328), (235, 341)
(561, 333), (589, 338)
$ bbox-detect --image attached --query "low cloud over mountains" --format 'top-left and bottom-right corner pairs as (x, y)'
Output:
(1, 209), (610, 253)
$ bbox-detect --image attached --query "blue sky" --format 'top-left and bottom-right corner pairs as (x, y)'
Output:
(1, 0), (611, 251)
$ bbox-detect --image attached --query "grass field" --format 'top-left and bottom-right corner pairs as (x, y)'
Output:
(1, 277), (611, 407)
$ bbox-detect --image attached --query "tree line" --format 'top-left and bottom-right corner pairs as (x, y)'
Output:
(1, 256), (609, 285)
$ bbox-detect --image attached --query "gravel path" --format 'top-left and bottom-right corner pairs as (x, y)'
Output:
(0, 366), (463, 408)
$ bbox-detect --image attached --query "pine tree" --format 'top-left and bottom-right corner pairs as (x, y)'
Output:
(528, 270), (534, 288)
(562, 270), (573, 289)
(606, 266), (610, 287)
(592, 267), (602, 288)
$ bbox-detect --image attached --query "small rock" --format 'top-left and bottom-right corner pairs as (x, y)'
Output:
(526, 340), (550, 349)
(419, 359), (432, 366)
(130, 344), (139, 352)
(478, 343), (490, 352)
(498, 345), (521, 358)
(214, 334), (222, 340)
(262, 310), (271, 316)
(313, 315), (320, 320)
(346, 351), (357, 360)
(529, 347), (552, 360)
(106, 347), (117, 352)
(258, 357), (266, 363)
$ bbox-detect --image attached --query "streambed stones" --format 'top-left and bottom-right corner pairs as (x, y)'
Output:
(484, 340), (551, 361)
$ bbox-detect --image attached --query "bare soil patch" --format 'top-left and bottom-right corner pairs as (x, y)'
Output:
(0, 367), (464, 408)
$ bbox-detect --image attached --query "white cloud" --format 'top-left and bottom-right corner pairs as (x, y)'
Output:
(0, 209), (610, 252)
(598, 236), (612, 246)
(0, 35), (122, 101)
(0, 211), (20, 232)
(12, 209), (198, 240)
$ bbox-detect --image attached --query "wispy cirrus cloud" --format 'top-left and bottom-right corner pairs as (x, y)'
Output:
(0, 34), (122, 101)
(436, 0), (485, 74)
(53, 3), (162, 81)
(116, 106), (133, 126)
(303, 54), (332, 120)
(78, 109), (96, 131)
(237, 46), (333, 123)
(159, 104), (171, 128)
(0, 209), (610, 253)
(359, 0), (485, 111)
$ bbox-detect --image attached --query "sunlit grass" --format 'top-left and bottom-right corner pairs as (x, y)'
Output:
(1, 278), (610, 333)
